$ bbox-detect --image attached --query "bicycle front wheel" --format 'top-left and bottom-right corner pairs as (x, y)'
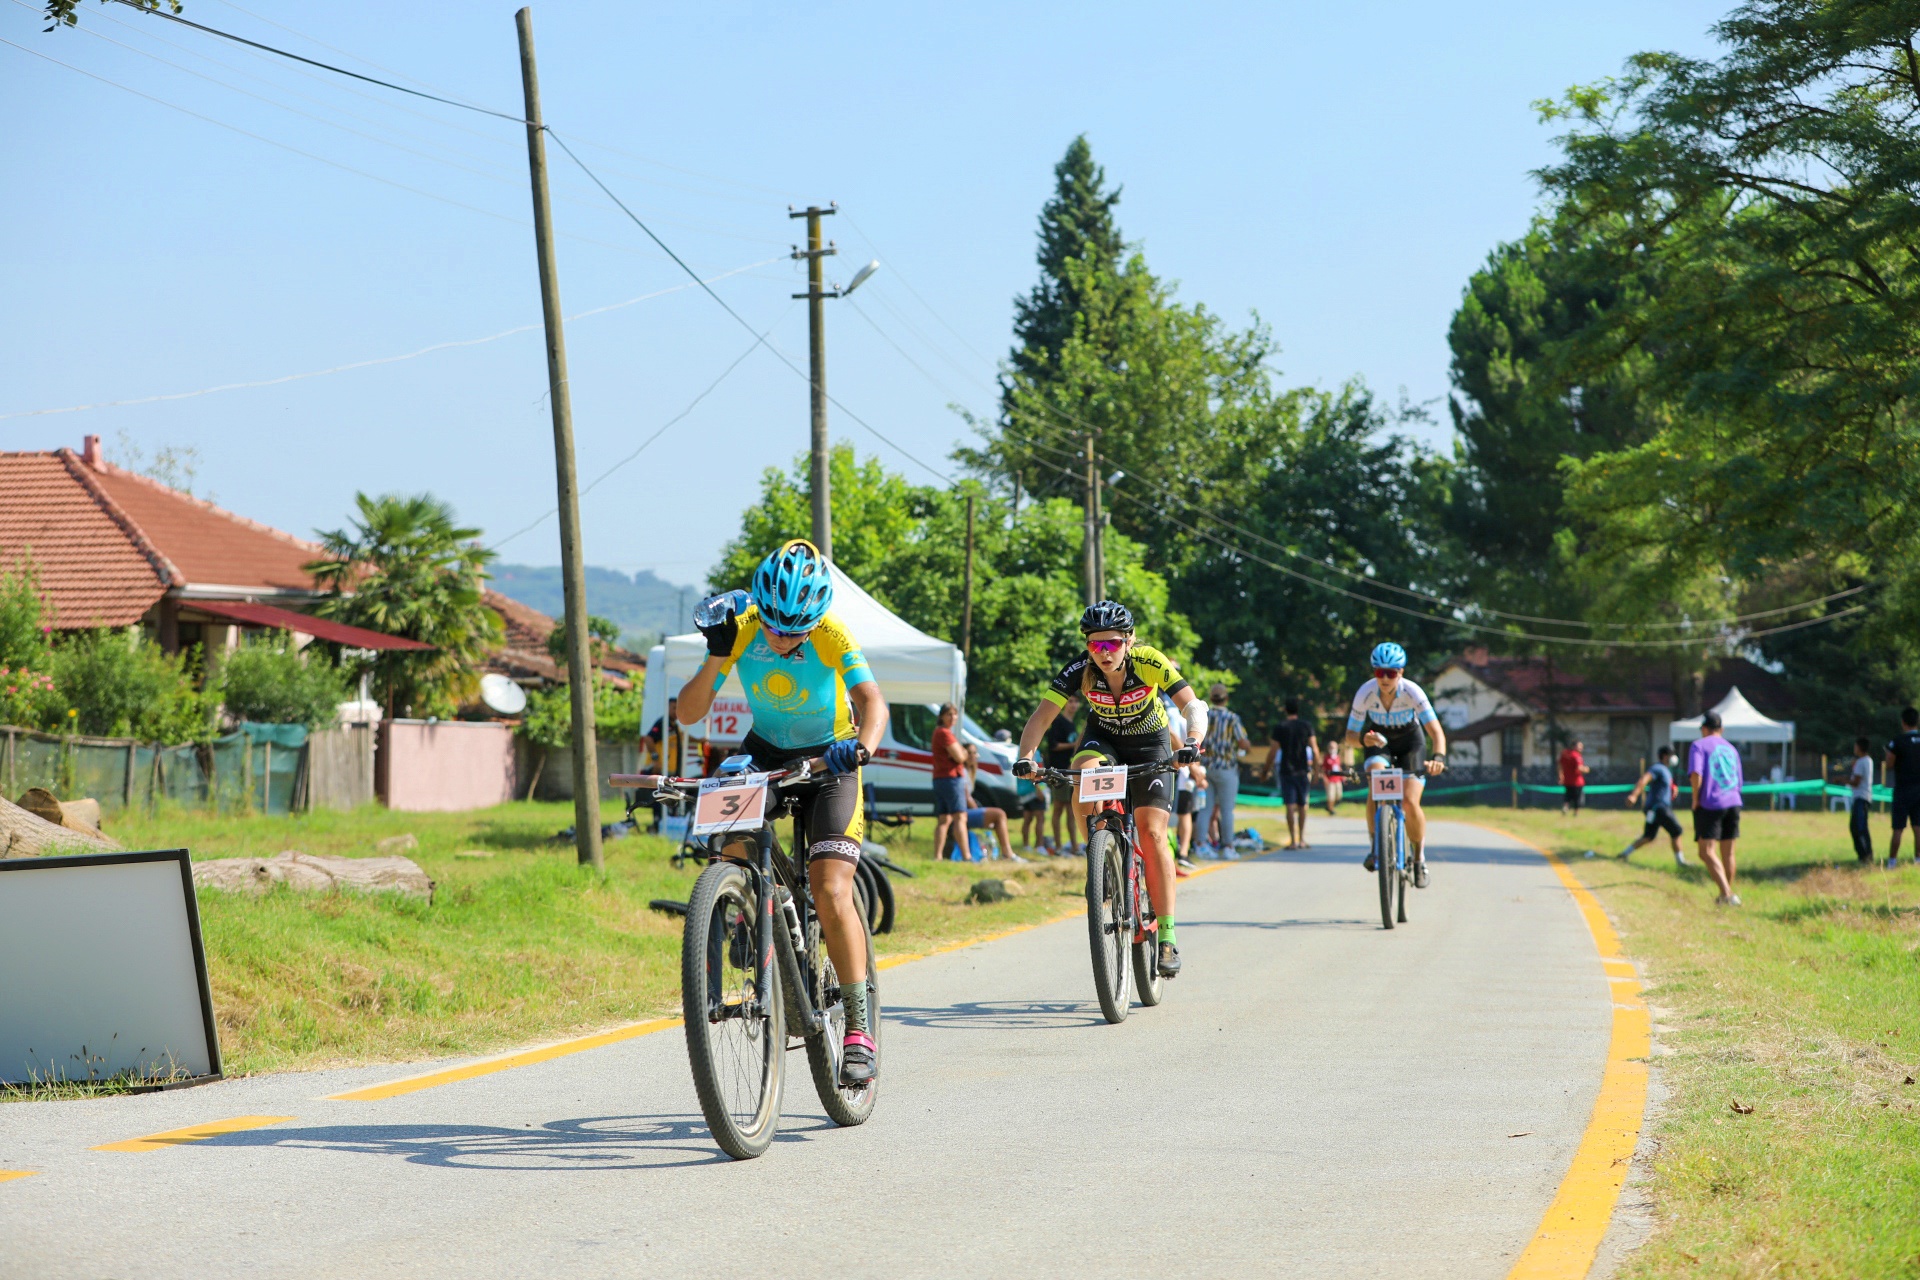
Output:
(1375, 806), (1398, 931)
(1086, 828), (1132, 1023)
(682, 861), (786, 1160)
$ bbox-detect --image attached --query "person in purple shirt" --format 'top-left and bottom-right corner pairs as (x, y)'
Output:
(1688, 710), (1745, 906)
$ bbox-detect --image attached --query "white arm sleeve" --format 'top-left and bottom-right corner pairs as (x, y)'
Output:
(1182, 701), (1208, 746)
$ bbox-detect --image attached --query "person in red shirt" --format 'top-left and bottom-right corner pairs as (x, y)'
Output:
(1559, 740), (1591, 814)
(929, 704), (969, 859)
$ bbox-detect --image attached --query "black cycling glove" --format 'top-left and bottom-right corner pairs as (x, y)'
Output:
(696, 597), (739, 657)
(1174, 746), (1198, 764)
(1012, 758), (1035, 779)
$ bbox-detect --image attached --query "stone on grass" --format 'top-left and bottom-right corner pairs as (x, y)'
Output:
(967, 878), (1024, 905)
(193, 851), (434, 901)
(454, 849), (495, 860)
(0, 795), (120, 859)
(375, 833), (419, 856)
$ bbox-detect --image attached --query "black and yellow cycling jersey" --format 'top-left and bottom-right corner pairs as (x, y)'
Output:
(1042, 645), (1190, 738)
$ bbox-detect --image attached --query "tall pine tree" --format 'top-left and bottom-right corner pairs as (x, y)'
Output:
(1008, 135), (1124, 386)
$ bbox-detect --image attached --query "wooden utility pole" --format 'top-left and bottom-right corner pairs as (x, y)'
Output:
(1083, 435), (1097, 606)
(516, 7), (601, 871)
(790, 204), (838, 559)
(961, 493), (975, 662)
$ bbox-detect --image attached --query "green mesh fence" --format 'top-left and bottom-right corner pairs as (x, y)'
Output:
(2, 724), (309, 816)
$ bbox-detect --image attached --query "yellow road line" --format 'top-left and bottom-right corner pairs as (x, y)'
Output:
(1464, 822), (1652, 1280)
(0, 1169), (36, 1183)
(93, 1115), (294, 1153)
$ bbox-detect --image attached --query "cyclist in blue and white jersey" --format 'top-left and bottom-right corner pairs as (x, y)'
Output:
(1344, 641), (1448, 888)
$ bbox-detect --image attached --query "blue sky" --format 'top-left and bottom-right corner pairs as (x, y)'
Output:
(2, 1), (1726, 588)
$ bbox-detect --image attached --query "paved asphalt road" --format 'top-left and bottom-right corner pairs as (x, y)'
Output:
(1, 818), (1612, 1279)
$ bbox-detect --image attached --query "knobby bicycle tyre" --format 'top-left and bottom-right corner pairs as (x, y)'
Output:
(1086, 828), (1132, 1023)
(1130, 849), (1165, 1007)
(1396, 820), (1410, 925)
(803, 896), (880, 1127)
(853, 858), (882, 934)
(1376, 805), (1398, 931)
(682, 860), (786, 1160)
(862, 854), (897, 935)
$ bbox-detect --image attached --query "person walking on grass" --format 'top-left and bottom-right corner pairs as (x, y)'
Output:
(1197, 683), (1252, 858)
(1044, 711), (1082, 857)
(1620, 745), (1684, 866)
(1270, 698), (1317, 850)
(1848, 735), (1875, 865)
(1689, 711), (1745, 905)
(1559, 740), (1591, 814)
(1883, 707), (1920, 869)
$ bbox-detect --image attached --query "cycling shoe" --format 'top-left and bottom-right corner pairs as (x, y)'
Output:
(1157, 942), (1182, 978)
(838, 1030), (877, 1088)
(1364, 852), (1378, 873)
(1414, 859), (1429, 889)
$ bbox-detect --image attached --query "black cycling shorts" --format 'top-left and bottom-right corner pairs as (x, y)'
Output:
(1360, 728), (1426, 778)
(737, 731), (866, 864)
(1073, 734), (1174, 814)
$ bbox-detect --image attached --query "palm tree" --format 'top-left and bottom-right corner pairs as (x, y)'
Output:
(308, 493), (503, 718)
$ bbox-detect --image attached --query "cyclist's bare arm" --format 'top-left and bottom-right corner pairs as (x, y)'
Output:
(847, 680), (888, 756)
(1016, 698), (1069, 763)
(1168, 683), (1207, 748)
(1423, 721), (1448, 775)
(675, 656), (728, 724)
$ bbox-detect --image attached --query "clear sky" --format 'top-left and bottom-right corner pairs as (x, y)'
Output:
(2, 1), (1728, 589)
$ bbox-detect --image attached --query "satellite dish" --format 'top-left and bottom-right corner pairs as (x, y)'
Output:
(480, 673), (529, 716)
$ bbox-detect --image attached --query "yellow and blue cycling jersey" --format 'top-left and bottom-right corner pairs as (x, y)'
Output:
(711, 605), (873, 751)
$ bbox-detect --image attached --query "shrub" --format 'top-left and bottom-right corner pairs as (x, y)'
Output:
(0, 555), (50, 669)
(520, 676), (646, 749)
(217, 638), (351, 730)
(46, 630), (215, 743)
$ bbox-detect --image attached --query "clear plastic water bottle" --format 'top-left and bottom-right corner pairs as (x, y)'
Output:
(693, 589), (750, 631)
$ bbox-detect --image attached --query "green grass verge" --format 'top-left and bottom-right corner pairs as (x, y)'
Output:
(48, 801), (1125, 1080)
(1446, 805), (1920, 1278)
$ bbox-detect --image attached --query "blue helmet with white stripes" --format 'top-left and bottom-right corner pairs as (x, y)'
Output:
(752, 538), (834, 634)
(1370, 641), (1407, 671)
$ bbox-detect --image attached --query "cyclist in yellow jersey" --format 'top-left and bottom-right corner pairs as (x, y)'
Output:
(676, 540), (888, 1087)
(1014, 601), (1207, 977)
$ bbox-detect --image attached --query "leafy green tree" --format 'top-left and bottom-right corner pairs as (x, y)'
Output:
(0, 555), (50, 671)
(216, 638), (351, 730)
(46, 631), (214, 742)
(545, 614), (621, 668)
(308, 493), (503, 719)
(520, 677), (645, 749)
(43, 0), (176, 30)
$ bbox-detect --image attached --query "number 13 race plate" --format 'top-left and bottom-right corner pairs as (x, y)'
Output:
(692, 774), (772, 835)
(1077, 764), (1129, 803)
(1368, 768), (1406, 801)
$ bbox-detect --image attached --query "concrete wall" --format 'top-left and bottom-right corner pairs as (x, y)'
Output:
(379, 720), (517, 813)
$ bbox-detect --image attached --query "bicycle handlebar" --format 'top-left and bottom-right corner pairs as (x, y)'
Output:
(607, 759), (830, 797)
(1020, 760), (1180, 786)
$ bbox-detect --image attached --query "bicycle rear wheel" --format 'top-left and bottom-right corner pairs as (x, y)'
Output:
(1375, 806), (1398, 931)
(1086, 828), (1132, 1023)
(682, 861), (785, 1160)
(805, 894), (880, 1127)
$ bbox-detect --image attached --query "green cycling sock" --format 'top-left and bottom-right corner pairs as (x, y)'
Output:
(840, 979), (869, 1036)
(1159, 917), (1176, 946)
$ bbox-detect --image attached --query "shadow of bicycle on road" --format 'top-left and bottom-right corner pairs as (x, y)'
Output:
(883, 999), (1105, 1032)
(1181, 917), (1375, 931)
(201, 1112), (837, 1172)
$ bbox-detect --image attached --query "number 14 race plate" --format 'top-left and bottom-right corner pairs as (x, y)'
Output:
(1368, 769), (1406, 801)
(1077, 764), (1129, 803)
(692, 774), (772, 835)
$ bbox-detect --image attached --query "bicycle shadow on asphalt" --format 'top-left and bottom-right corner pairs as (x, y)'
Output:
(196, 1112), (839, 1172)
(1179, 917), (1375, 931)
(884, 999), (1106, 1032)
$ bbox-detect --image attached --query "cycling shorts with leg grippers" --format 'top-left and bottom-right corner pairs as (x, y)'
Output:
(1073, 734), (1174, 814)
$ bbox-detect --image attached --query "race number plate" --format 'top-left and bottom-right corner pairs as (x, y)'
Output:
(1077, 764), (1129, 803)
(1369, 768), (1406, 802)
(691, 773), (771, 836)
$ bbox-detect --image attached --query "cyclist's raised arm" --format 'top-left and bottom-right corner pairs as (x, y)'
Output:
(678, 591), (752, 724)
(1168, 681), (1208, 752)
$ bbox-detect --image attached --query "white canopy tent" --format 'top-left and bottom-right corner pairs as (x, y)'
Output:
(640, 563), (965, 743)
(1667, 686), (1795, 744)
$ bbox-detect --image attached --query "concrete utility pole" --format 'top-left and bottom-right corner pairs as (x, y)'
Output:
(516, 7), (600, 871)
(791, 204), (838, 559)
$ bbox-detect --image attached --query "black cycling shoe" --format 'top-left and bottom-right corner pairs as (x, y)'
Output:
(838, 1030), (877, 1088)
(1414, 859), (1429, 889)
(1157, 942), (1182, 978)
(1364, 852), (1378, 873)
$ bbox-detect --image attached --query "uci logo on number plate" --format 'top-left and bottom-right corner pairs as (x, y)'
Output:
(1369, 768), (1406, 801)
(1077, 764), (1129, 803)
(692, 773), (772, 835)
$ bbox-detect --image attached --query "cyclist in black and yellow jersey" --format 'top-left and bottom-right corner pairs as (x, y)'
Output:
(1013, 601), (1207, 977)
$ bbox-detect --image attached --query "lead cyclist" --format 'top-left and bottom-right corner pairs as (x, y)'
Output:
(1344, 642), (1448, 887)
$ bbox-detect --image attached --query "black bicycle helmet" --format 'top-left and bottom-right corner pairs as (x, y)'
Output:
(1079, 600), (1135, 635)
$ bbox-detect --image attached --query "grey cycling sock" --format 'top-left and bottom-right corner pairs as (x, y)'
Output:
(840, 980), (869, 1036)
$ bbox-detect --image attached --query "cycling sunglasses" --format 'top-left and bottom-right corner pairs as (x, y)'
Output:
(1087, 638), (1129, 655)
(763, 622), (813, 641)
(1373, 666), (1404, 679)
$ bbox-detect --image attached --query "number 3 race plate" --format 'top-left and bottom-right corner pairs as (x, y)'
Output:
(692, 773), (772, 836)
(1077, 764), (1129, 803)
(1368, 768), (1406, 802)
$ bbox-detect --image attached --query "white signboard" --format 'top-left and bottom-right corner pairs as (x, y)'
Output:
(0, 850), (221, 1086)
(1369, 769), (1407, 802)
(1077, 764), (1129, 804)
(702, 696), (753, 745)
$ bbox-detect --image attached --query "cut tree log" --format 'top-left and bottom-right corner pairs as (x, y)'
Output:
(0, 795), (121, 859)
(192, 852), (434, 901)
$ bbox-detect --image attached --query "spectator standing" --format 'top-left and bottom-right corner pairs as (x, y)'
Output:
(1045, 712), (1082, 857)
(1883, 707), (1920, 869)
(1848, 735), (1875, 864)
(929, 704), (968, 860)
(1174, 761), (1198, 875)
(1197, 684), (1251, 858)
(1321, 733), (1346, 814)
(1689, 711), (1745, 905)
(1619, 745), (1685, 866)
(1559, 740), (1591, 814)
(1270, 699), (1318, 850)
(1016, 768), (1048, 853)
(642, 697), (686, 830)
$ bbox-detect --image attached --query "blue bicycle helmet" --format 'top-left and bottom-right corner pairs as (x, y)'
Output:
(751, 538), (834, 633)
(1370, 641), (1407, 670)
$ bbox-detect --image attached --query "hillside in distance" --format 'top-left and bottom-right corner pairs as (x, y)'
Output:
(488, 564), (698, 648)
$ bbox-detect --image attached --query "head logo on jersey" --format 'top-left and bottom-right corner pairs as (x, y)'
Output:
(752, 539), (834, 633)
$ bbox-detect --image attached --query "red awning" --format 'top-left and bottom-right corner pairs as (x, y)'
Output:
(185, 599), (434, 651)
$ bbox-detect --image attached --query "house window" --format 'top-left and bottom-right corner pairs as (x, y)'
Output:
(1501, 725), (1524, 766)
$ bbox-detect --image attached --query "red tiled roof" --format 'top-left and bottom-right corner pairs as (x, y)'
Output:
(480, 589), (644, 688)
(88, 458), (321, 593)
(0, 452), (170, 627)
(1442, 653), (1795, 719)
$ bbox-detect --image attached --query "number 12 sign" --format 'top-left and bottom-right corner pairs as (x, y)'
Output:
(1077, 764), (1129, 804)
(1368, 769), (1406, 802)
(692, 774), (771, 836)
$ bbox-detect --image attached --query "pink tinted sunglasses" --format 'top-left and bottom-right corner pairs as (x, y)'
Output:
(1088, 638), (1128, 655)
(1373, 666), (1402, 679)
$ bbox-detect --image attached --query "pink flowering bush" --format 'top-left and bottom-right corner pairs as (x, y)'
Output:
(0, 664), (57, 729)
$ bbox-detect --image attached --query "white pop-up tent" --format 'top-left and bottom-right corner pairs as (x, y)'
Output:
(640, 563), (965, 744)
(1667, 685), (1796, 745)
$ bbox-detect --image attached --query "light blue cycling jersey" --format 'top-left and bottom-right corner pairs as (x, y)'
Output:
(1346, 677), (1438, 739)
(712, 606), (874, 751)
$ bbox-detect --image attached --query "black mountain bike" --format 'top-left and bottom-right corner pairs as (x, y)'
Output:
(1030, 760), (1176, 1024)
(612, 760), (878, 1160)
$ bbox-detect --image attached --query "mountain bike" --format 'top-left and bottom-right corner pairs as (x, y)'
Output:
(1030, 760), (1177, 1024)
(1366, 766), (1410, 929)
(611, 759), (878, 1160)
